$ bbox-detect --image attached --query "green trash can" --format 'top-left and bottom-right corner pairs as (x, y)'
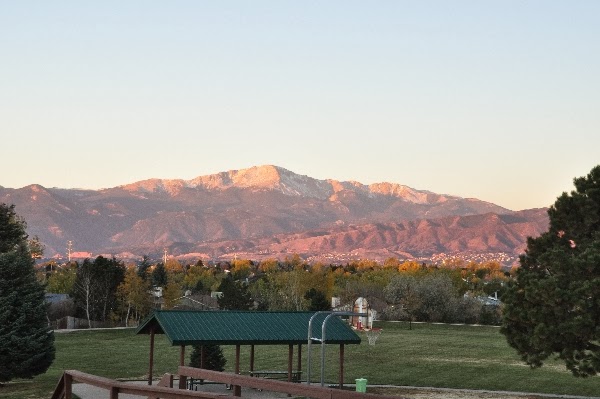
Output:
(355, 378), (367, 393)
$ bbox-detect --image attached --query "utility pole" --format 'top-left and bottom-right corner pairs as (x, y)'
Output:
(163, 248), (168, 265)
(67, 240), (73, 262)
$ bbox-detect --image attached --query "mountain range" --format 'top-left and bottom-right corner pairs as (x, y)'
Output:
(0, 165), (548, 264)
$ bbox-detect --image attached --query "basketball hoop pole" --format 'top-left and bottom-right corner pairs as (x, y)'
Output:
(306, 311), (367, 387)
(307, 311), (329, 386)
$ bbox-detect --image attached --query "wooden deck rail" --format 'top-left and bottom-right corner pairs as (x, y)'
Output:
(50, 373), (66, 399)
(51, 368), (407, 399)
(148, 373), (175, 399)
(178, 367), (407, 399)
(51, 370), (226, 399)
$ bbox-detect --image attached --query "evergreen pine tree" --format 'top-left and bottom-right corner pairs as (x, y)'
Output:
(217, 274), (253, 310)
(137, 255), (152, 280)
(151, 263), (168, 287)
(0, 204), (55, 383)
(189, 344), (226, 371)
(304, 288), (331, 311)
(501, 166), (600, 376)
(0, 204), (28, 253)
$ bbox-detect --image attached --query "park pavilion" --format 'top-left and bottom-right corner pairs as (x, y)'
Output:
(136, 310), (362, 395)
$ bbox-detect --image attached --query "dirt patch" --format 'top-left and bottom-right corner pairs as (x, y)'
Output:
(369, 387), (553, 399)
(418, 357), (567, 373)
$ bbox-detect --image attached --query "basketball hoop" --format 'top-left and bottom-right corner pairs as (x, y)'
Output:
(364, 328), (382, 346)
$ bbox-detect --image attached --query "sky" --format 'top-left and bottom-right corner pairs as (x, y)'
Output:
(1, 1), (599, 211)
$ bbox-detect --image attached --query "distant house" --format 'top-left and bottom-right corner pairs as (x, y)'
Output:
(175, 293), (219, 311)
(45, 294), (76, 329)
(467, 292), (502, 307)
(480, 296), (502, 306)
(45, 293), (70, 304)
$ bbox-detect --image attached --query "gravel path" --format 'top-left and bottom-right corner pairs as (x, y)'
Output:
(72, 380), (600, 399)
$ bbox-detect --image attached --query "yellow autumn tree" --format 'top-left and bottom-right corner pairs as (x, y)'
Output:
(116, 265), (151, 326)
(231, 258), (253, 280)
(398, 261), (422, 273)
(258, 258), (279, 273)
(184, 264), (219, 294)
(165, 258), (184, 274)
(162, 280), (182, 310)
(383, 257), (401, 269)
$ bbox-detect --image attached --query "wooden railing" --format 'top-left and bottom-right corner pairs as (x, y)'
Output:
(51, 370), (225, 399)
(179, 367), (405, 399)
(51, 368), (406, 399)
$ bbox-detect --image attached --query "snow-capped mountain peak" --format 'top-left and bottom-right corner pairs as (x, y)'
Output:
(120, 165), (470, 206)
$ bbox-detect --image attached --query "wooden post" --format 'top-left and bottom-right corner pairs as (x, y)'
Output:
(180, 345), (186, 366)
(201, 345), (206, 369)
(198, 344), (206, 387)
(339, 344), (345, 389)
(148, 328), (155, 385)
(288, 344), (293, 383)
(234, 345), (241, 397)
(179, 345), (187, 389)
(109, 386), (119, 399)
(64, 373), (72, 399)
(297, 344), (302, 381)
(249, 345), (255, 375)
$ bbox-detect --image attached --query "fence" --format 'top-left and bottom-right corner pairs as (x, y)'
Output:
(51, 370), (225, 399)
(52, 368), (407, 399)
(178, 367), (399, 399)
(49, 316), (136, 330)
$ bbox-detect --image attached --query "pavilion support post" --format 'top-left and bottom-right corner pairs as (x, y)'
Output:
(197, 345), (206, 387)
(180, 345), (186, 366)
(297, 344), (302, 381)
(148, 328), (155, 385)
(200, 345), (206, 369)
(234, 345), (241, 397)
(339, 344), (345, 389)
(288, 344), (293, 383)
(249, 345), (255, 375)
(178, 345), (187, 389)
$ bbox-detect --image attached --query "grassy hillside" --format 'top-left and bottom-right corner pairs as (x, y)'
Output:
(1, 322), (598, 399)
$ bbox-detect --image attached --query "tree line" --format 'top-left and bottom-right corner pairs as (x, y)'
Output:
(40, 252), (510, 328)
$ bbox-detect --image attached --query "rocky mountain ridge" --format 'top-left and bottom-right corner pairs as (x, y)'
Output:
(0, 165), (546, 263)
(120, 165), (494, 206)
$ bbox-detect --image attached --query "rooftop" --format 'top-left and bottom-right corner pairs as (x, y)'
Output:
(136, 310), (362, 346)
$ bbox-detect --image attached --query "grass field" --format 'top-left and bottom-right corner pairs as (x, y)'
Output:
(1, 322), (599, 399)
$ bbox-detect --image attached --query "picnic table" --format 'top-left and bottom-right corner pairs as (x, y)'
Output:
(250, 370), (302, 383)
(187, 377), (232, 391)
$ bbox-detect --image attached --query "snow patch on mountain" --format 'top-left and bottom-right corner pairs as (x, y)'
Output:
(188, 165), (331, 199)
(120, 164), (464, 205)
(368, 182), (453, 204)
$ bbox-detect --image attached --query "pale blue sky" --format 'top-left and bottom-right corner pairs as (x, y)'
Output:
(1, 1), (598, 211)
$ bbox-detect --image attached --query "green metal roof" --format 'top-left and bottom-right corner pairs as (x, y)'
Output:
(136, 310), (361, 346)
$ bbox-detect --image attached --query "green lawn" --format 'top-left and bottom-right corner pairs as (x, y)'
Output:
(2, 322), (599, 398)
